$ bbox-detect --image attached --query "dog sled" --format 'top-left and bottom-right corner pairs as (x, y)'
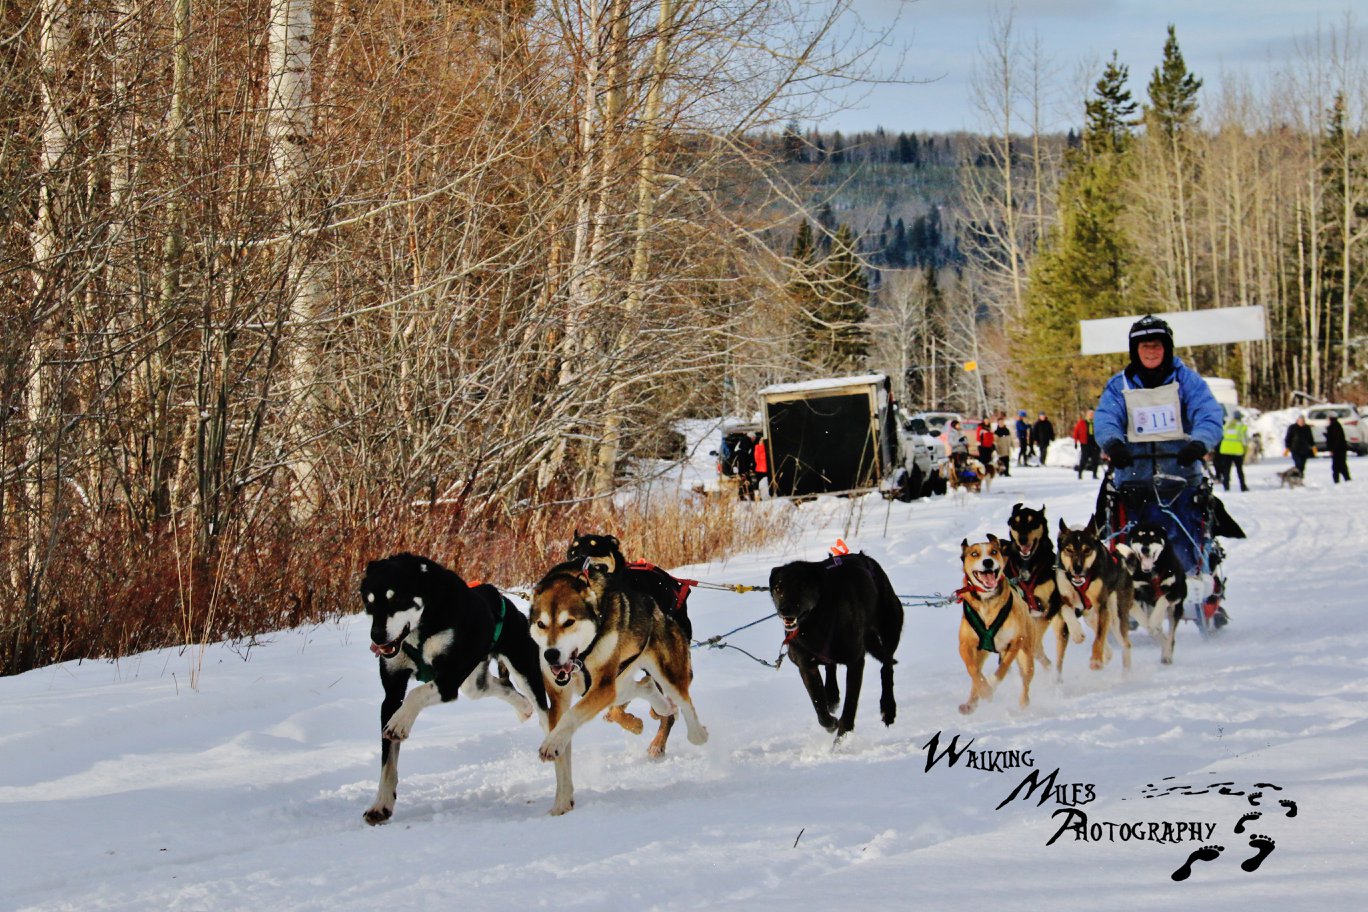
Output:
(1093, 468), (1245, 637)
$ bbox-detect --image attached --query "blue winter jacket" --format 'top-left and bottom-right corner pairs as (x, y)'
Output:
(1094, 356), (1225, 485)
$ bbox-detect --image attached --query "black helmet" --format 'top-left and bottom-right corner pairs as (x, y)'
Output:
(1128, 314), (1173, 365)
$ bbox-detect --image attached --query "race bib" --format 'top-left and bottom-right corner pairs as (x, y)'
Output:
(1122, 382), (1186, 442)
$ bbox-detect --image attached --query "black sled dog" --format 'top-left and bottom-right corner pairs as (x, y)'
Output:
(360, 552), (547, 825)
(768, 549), (904, 741)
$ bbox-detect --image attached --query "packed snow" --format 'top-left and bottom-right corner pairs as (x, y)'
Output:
(3, 412), (1365, 910)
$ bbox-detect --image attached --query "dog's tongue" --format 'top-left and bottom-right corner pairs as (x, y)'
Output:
(973, 570), (1000, 590)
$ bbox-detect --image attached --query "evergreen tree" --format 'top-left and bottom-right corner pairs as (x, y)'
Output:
(1084, 52), (1138, 155)
(801, 224), (871, 372)
(1145, 25), (1202, 139)
(1015, 57), (1137, 413)
(782, 120), (804, 163)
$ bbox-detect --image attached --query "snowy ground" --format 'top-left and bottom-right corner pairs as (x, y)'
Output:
(3, 436), (1366, 909)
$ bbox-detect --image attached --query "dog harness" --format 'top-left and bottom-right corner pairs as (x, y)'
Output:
(955, 580), (1012, 653)
(1009, 559), (1049, 617)
(1064, 574), (1094, 612)
(400, 594), (509, 684)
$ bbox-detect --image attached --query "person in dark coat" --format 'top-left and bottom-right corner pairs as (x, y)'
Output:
(1325, 416), (1352, 484)
(1284, 415), (1315, 475)
(1015, 410), (1032, 465)
(1032, 412), (1056, 466)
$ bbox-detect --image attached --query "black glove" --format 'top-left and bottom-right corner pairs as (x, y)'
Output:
(1104, 441), (1133, 469)
(1176, 440), (1207, 466)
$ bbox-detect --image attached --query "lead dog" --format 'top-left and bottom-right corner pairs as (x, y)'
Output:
(565, 530), (694, 743)
(360, 552), (547, 825)
(530, 561), (707, 816)
(768, 550), (903, 740)
(1055, 520), (1136, 675)
(956, 535), (1035, 714)
(1125, 523), (1187, 664)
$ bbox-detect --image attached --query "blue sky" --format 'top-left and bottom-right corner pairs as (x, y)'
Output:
(813, 0), (1368, 134)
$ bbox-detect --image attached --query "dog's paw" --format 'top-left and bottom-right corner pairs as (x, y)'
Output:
(687, 724), (709, 746)
(958, 700), (978, 715)
(606, 705), (644, 735)
(382, 715), (414, 742)
(548, 798), (575, 816)
(362, 804), (393, 826)
(513, 696), (535, 723)
(539, 733), (569, 761)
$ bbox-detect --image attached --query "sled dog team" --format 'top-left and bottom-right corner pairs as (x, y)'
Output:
(361, 512), (1186, 822)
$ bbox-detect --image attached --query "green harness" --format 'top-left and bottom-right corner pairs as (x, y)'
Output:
(401, 594), (509, 684)
(956, 582), (1013, 653)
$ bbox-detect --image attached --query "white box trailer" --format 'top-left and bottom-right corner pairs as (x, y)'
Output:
(757, 374), (897, 498)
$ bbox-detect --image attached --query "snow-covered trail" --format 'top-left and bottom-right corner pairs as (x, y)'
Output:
(2, 450), (1366, 910)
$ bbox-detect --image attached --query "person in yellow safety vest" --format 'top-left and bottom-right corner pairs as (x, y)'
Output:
(1215, 411), (1249, 493)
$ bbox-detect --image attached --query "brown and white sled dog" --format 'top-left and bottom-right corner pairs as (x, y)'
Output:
(529, 561), (707, 815)
(1125, 523), (1187, 665)
(1054, 519), (1135, 675)
(955, 536), (1034, 714)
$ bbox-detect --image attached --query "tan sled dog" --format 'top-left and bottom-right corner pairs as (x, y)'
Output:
(530, 561), (707, 815)
(955, 535), (1035, 714)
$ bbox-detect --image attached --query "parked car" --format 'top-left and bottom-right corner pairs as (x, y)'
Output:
(882, 411), (947, 500)
(1303, 404), (1368, 456)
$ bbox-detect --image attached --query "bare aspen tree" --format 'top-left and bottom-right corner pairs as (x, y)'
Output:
(265, 0), (326, 513)
(962, 8), (1028, 320)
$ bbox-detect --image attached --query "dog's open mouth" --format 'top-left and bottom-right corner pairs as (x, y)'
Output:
(549, 651), (582, 687)
(1016, 541), (1034, 559)
(1069, 574), (1088, 588)
(780, 614), (799, 632)
(972, 569), (1001, 591)
(370, 624), (411, 659)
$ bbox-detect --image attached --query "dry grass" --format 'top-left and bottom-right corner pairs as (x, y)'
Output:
(0, 489), (792, 677)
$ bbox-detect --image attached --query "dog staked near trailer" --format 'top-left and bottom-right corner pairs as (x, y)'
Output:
(758, 374), (902, 499)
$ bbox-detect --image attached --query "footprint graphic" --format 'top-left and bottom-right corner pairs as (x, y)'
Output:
(1234, 811), (1261, 834)
(1246, 790), (1263, 806)
(1171, 845), (1224, 882)
(1241, 834), (1276, 873)
(1279, 799), (1298, 818)
(1218, 785), (1246, 797)
(1253, 782), (1283, 791)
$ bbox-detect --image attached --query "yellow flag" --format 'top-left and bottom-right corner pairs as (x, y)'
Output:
(963, 361), (977, 372)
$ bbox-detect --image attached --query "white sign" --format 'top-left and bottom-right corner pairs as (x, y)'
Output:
(1079, 306), (1266, 355)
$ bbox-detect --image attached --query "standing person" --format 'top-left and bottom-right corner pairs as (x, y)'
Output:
(1283, 415), (1315, 475)
(1032, 412), (1056, 467)
(1325, 415), (1352, 484)
(751, 433), (769, 497)
(733, 432), (756, 500)
(975, 419), (996, 469)
(1072, 409), (1100, 479)
(1217, 411), (1250, 492)
(993, 415), (1014, 476)
(1015, 410), (1032, 465)
(1094, 315), (1226, 595)
(944, 419), (970, 469)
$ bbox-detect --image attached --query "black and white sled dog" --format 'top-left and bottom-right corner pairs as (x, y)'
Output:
(360, 552), (548, 825)
(1125, 523), (1187, 665)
